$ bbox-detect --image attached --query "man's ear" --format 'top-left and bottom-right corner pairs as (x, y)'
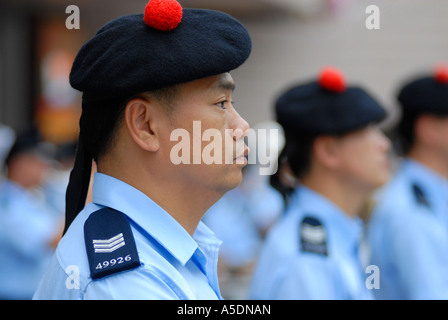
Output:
(313, 135), (340, 169)
(125, 97), (160, 152)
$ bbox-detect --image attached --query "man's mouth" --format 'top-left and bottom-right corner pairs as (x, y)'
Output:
(234, 147), (249, 164)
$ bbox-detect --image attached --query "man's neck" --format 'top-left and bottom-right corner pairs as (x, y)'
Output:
(98, 164), (222, 236)
(408, 146), (448, 179)
(140, 177), (223, 236)
(302, 174), (370, 218)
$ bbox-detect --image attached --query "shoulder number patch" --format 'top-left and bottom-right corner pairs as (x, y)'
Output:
(412, 183), (431, 209)
(84, 207), (141, 280)
(300, 216), (328, 256)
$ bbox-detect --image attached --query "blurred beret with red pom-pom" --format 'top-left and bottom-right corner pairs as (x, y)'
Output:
(398, 64), (448, 116)
(275, 67), (386, 136)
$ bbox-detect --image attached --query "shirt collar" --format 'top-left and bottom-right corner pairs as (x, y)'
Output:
(0, 180), (24, 193)
(401, 158), (448, 207)
(402, 158), (448, 187)
(291, 185), (364, 254)
(91, 172), (213, 266)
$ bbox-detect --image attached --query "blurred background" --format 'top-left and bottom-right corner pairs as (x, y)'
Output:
(0, 0), (447, 300)
(1, 0), (447, 137)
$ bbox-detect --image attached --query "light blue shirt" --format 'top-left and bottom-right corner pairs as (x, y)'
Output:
(33, 173), (223, 300)
(0, 181), (58, 299)
(249, 186), (372, 300)
(366, 159), (448, 299)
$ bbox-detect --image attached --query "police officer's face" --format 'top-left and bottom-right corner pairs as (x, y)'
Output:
(333, 125), (391, 191)
(160, 73), (250, 192)
(432, 116), (448, 163)
(8, 153), (48, 189)
(414, 114), (448, 168)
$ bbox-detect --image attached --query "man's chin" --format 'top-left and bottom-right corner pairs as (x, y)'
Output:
(222, 165), (245, 191)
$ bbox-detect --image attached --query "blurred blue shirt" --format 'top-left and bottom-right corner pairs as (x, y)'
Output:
(366, 158), (448, 299)
(0, 181), (58, 299)
(249, 186), (372, 300)
(33, 173), (222, 300)
(203, 175), (283, 268)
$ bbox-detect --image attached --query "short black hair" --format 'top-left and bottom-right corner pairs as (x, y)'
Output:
(392, 110), (418, 156)
(80, 86), (179, 163)
(270, 129), (356, 199)
(283, 134), (315, 181)
(270, 133), (314, 203)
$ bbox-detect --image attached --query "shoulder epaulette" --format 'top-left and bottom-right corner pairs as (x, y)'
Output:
(412, 183), (431, 209)
(300, 216), (328, 256)
(84, 207), (141, 280)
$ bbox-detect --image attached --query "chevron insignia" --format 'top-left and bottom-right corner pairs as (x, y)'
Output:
(84, 208), (141, 280)
(93, 233), (125, 253)
(300, 216), (328, 256)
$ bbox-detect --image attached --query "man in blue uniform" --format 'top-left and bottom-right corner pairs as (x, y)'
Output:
(249, 67), (391, 299)
(366, 66), (448, 299)
(33, 0), (251, 300)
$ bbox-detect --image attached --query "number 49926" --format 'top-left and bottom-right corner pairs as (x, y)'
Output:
(96, 255), (132, 270)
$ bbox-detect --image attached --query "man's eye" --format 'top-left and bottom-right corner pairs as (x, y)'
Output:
(216, 101), (227, 109)
(216, 100), (235, 110)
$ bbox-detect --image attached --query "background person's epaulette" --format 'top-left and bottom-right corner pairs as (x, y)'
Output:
(300, 216), (328, 256)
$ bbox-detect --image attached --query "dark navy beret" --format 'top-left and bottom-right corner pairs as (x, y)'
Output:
(275, 67), (386, 137)
(397, 66), (448, 116)
(70, 2), (252, 101)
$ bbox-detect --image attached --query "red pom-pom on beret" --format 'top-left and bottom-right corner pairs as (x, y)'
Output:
(144, 0), (183, 31)
(318, 67), (346, 93)
(434, 64), (448, 84)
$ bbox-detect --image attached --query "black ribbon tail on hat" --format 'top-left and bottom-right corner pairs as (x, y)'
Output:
(63, 135), (92, 235)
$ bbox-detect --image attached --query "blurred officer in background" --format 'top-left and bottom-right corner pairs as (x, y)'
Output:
(0, 128), (62, 299)
(250, 67), (391, 299)
(43, 141), (78, 216)
(366, 65), (448, 299)
(34, 0), (251, 299)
